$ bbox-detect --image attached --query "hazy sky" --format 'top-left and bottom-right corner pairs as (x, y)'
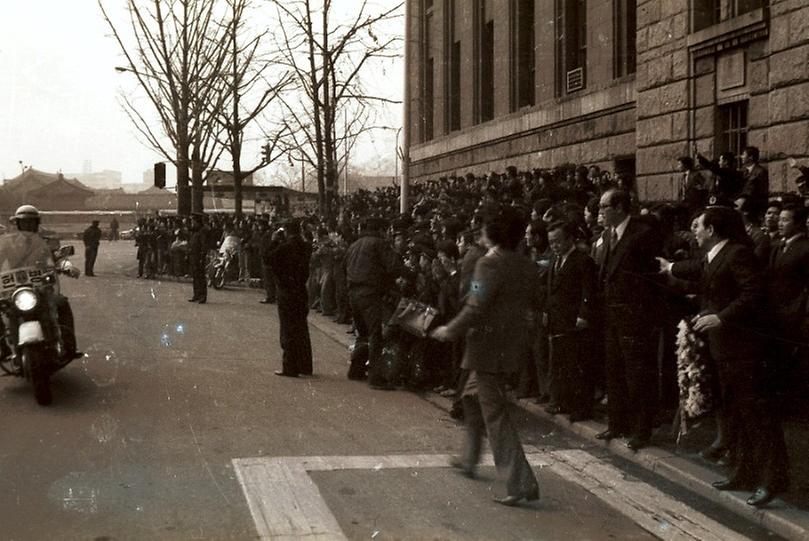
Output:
(0, 0), (403, 185)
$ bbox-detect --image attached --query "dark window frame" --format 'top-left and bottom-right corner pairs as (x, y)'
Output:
(717, 100), (749, 163)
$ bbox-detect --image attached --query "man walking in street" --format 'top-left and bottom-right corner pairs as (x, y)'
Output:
(267, 220), (313, 377)
(83, 220), (102, 277)
(188, 212), (209, 304)
(431, 208), (541, 507)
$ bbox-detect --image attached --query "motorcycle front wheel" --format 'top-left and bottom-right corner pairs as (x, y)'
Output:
(22, 345), (52, 406)
(212, 267), (226, 289)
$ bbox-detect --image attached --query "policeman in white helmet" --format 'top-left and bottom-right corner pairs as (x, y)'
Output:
(0, 205), (81, 360)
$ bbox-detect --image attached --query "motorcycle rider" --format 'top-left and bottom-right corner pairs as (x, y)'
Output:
(0, 205), (81, 362)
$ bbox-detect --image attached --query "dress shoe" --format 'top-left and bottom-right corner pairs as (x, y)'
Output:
(188, 298), (199, 302)
(493, 487), (540, 507)
(595, 429), (624, 440)
(626, 436), (650, 452)
(197, 299), (206, 304)
(568, 413), (591, 423)
(747, 487), (777, 507)
(274, 370), (299, 378)
(712, 478), (750, 491)
(544, 404), (562, 415)
(699, 445), (728, 462)
(448, 456), (476, 479)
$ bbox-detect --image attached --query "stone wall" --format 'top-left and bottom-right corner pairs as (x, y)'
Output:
(408, 1), (809, 199)
(634, 0), (691, 201)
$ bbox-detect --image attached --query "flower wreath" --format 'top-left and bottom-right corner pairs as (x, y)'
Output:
(675, 318), (715, 442)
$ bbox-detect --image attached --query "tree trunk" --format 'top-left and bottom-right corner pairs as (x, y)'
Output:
(191, 146), (205, 214)
(176, 143), (191, 216)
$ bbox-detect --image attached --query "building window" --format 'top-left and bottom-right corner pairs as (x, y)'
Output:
(474, 0), (497, 123)
(555, 0), (587, 96)
(717, 101), (748, 160)
(510, 0), (535, 112)
(730, 0), (764, 18)
(614, 0), (636, 78)
(444, 0), (460, 133)
(692, 0), (762, 32)
(422, 2), (434, 142)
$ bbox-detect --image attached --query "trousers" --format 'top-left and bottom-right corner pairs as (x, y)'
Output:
(461, 371), (539, 497)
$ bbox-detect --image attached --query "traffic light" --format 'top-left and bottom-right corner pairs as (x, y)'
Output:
(154, 162), (166, 189)
(261, 143), (271, 163)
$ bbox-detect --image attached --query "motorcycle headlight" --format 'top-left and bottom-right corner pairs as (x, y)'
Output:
(13, 289), (38, 312)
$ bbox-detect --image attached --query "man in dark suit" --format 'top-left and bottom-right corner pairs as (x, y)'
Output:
(660, 206), (789, 507)
(738, 146), (769, 216)
(257, 220), (277, 304)
(432, 208), (540, 507)
(344, 217), (402, 388)
(543, 221), (597, 422)
(82, 220), (102, 277)
(187, 213), (209, 304)
(267, 219), (313, 377)
(596, 189), (662, 451)
(765, 204), (809, 407)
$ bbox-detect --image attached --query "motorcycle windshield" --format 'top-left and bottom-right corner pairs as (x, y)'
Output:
(0, 232), (55, 272)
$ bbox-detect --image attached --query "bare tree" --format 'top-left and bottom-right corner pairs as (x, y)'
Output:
(271, 0), (403, 219)
(207, 0), (293, 218)
(100, 0), (230, 215)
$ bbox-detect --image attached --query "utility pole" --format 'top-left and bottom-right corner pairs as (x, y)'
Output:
(344, 109), (349, 195)
(400, 0), (411, 215)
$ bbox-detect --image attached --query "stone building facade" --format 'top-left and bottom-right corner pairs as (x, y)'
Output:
(406, 0), (807, 200)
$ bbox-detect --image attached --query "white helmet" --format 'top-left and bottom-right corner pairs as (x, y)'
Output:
(13, 205), (40, 221)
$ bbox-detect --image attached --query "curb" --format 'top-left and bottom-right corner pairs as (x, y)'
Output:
(304, 312), (809, 541)
(516, 401), (809, 541)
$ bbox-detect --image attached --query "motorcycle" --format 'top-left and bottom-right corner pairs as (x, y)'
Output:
(0, 245), (80, 405)
(208, 249), (237, 290)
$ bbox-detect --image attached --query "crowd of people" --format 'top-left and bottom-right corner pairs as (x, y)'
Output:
(127, 145), (809, 508)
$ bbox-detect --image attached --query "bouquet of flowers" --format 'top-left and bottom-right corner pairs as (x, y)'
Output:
(674, 318), (714, 442)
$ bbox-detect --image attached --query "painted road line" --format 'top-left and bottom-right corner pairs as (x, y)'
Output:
(233, 451), (751, 541)
(547, 450), (749, 541)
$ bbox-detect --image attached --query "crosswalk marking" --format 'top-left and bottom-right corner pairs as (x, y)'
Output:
(232, 450), (751, 541)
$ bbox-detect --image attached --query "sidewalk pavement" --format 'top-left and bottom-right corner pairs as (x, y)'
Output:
(303, 310), (809, 541)
(136, 272), (809, 541)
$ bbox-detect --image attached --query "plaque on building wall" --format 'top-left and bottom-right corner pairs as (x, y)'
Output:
(717, 50), (746, 91)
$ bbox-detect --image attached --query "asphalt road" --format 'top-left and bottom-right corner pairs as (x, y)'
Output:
(0, 242), (783, 540)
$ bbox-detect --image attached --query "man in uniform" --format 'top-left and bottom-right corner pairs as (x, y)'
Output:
(267, 219), (313, 377)
(188, 212), (209, 304)
(82, 220), (102, 277)
(0, 205), (81, 362)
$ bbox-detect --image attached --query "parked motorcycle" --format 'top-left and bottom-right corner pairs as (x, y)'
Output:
(0, 245), (80, 405)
